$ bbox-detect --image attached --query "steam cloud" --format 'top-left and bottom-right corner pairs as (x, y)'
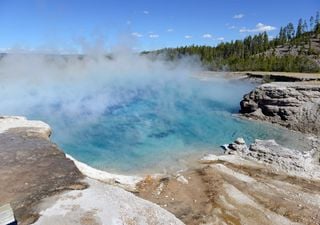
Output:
(0, 47), (264, 172)
(0, 48), (204, 133)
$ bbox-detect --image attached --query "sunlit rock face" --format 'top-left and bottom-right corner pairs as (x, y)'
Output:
(0, 116), (85, 224)
(240, 82), (320, 135)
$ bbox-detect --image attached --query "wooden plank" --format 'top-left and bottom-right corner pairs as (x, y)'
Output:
(0, 204), (15, 225)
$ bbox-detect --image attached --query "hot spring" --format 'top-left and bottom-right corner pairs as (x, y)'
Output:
(0, 53), (308, 174)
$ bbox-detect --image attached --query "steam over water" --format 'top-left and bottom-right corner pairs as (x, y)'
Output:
(0, 53), (307, 174)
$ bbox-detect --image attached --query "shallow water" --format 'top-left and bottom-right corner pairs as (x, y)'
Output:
(34, 76), (307, 174)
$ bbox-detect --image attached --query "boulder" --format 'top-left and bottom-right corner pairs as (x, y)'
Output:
(221, 137), (320, 180)
(240, 82), (320, 135)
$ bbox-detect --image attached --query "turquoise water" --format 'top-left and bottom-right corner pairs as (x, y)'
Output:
(36, 75), (306, 174)
(0, 66), (307, 174)
(0, 55), (308, 174)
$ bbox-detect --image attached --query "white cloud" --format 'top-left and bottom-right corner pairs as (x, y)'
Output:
(202, 33), (212, 39)
(143, 10), (149, 15)
(233, 14), (244, 19)
(216, 37), (224, 41)
(131, 32), (143, 38)
(269, 35), (275, 40)
(239, 23), (276, 33)
(167, 28), (174, 32)
(184, 35), (192, 39)
(149, 34), (159, 38)
(228, 25), (236, 29)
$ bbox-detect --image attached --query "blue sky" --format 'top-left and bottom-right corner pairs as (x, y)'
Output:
(0, 0), (319, 52)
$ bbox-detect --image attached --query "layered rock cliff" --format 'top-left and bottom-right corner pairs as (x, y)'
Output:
(240, 82), (320, 135)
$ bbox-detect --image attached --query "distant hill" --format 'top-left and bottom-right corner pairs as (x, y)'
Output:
(143, 12), (320, 73)
(261, 33), (320, 67)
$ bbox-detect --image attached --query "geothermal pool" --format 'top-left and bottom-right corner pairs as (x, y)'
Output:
(0, 55), (308, 174)
(35, 76), (307, 174)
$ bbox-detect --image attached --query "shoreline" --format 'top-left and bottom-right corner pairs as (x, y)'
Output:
(63, 113), (315, 183)
(66, 72), (320, 224)
(136, 137), (320, 225)
(201, 70), (320, 79)
(62, 124), (320, 224)
(1, 71), (320, 224)
(65, 154), (144, 192)
(0, 116), (184, 224)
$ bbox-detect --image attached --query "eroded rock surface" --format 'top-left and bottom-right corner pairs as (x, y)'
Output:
(0, 117), (86, 224)
(34, 178), (184, 225)
(240, 82), (320, 135)
(221, 138), (320, 180)
(137, 138), (320, 225)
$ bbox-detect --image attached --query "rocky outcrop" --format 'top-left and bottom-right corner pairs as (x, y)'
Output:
(34, 178), (184, 225)
(0, 116), (51, 137)
(240, 82), (320, 135)
(0, 116), (86, 224)
(137, 137), (320, 225)
(221, 138), (320, 180)
(138, 138), (320, 225)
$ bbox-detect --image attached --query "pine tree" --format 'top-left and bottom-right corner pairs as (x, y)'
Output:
(303, 20), (308, 32)
(278, 27), (286, 44)
(316, 12), (320, 33)
(262, 32), (269, 50)
(316, 11), (320, 26)
(146, 11), (320, 73)
(310, 16), (315, 31)
(286, 23), (295, 40)
(296, 18), (303, 37)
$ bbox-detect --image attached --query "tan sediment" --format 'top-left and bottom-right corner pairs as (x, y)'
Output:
(136, 150), (320, 225)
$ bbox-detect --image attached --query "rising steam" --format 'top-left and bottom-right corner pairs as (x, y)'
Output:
(0, 47), (262, 173)
(0, 49), (201, 119)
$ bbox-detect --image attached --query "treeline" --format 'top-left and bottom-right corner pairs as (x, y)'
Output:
(143, 12), (320, 73)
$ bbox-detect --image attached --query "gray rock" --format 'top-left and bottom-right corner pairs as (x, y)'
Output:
(240, 82), (320, 135)
(176, 175), (189, 184)
(235, 137), (246, 145)
(223, 138), (249, 155)
(0, 117), (86, 224)
(222, 138), (320, 179)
